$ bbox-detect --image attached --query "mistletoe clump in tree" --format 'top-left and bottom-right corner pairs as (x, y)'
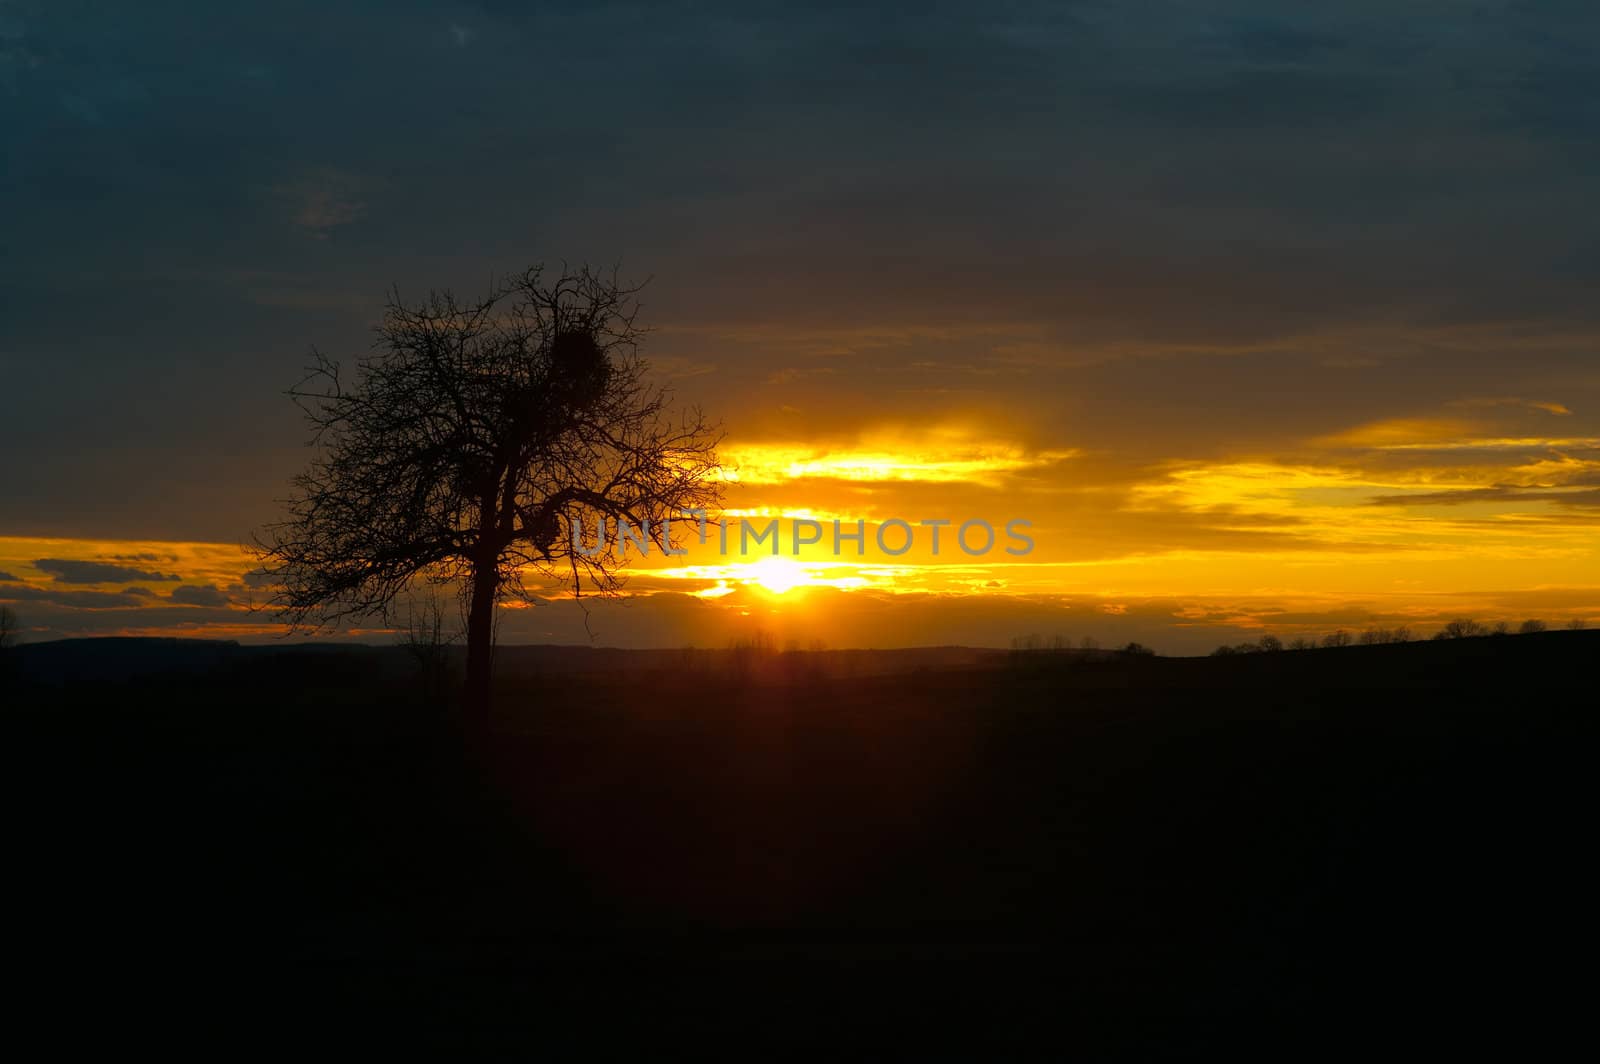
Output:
(254, 264), (722, 722)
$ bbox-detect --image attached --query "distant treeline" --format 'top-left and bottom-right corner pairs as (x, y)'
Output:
(1008, 633), (1157, 657)
(1209, 617), (1586, 657)
(1003, 616), (1590, 660)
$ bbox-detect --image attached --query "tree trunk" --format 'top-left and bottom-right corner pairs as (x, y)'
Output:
(462, 562), (498, 728)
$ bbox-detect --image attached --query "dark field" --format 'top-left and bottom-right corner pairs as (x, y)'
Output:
(6, 635), (1592, 1053)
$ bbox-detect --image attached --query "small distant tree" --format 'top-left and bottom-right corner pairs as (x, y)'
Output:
(398, 585), (461, 706)
(728, 630), (777, 674)
(1121, 641), (1156, 657)
(1257, 634), (1283, 652)
(1287, 637), (1316, 651)
(0, 605), (17, 685)
(1438, 617), (1488, 640)
(1079, 635), (1100, 651)
(1491, 620), (1511, 636)
(253, 265), (723, 725)
(729, 630), (776, 653)
(1518, 619), (1547, 635)
(1568, 618), (1589, 631)
(0, 605), (16, 650)
(1321, 630), (1352, 648)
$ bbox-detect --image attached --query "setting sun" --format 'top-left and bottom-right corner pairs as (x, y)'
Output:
(742, 556), (811, 595)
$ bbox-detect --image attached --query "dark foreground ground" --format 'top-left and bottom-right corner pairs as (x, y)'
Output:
(4, 634), (1593, 1054)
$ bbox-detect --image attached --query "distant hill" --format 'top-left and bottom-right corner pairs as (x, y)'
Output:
(8, 629), (1596, 688)
(6, 637), (1014, 683)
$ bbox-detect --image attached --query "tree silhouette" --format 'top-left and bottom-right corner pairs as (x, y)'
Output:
(0, 605), (17, 651)
(253, 265), (723, 723)
(398, 585), (461, 708)
(1436, 617), (1487, 640)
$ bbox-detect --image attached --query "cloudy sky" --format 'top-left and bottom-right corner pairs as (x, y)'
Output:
(4, 1), (1600, 652)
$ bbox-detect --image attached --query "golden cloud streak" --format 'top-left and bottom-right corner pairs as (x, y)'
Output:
(1316, 416), (1600, 452)
(719, 429), (1076, 486)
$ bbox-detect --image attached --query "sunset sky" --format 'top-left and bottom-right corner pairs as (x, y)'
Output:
(5, 2), (1600, 652)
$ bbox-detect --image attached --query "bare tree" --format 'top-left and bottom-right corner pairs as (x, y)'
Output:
(253, 265), (723, 723)
(1436, 617), (1487, 640)
(1518, 619), (1547, 634)
(398, 584), (462, 707)
(0, 605), (14, 688)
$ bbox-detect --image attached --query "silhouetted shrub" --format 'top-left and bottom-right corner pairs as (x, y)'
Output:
(398, 590), (460, 706)
(1519, 619), (1547, 634)
(1321, 630), (1352, 648)
(727, 631), (778, 676)
(1010, 633), (1079, 655)
(1437, 618), (1488, 640)
(0, 606), (16, 683)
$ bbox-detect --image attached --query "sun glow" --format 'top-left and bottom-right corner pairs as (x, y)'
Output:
(744, 556), (811, 595)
